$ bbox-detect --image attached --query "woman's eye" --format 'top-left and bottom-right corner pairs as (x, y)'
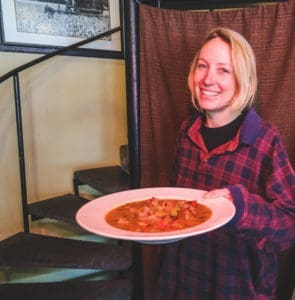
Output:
(197, 63), (207, 69)
(220, 68), (230, 74)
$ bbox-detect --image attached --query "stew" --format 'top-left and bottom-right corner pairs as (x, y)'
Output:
(105, 197), (212, 232)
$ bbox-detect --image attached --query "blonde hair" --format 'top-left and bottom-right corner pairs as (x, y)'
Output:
(188, 27), (257, 113)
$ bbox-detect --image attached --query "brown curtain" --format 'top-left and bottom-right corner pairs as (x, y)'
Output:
(138, 3), (295, 299)
(139, 0), (295, 188)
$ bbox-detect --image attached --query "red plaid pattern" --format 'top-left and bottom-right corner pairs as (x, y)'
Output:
(155, 108), (295, 300)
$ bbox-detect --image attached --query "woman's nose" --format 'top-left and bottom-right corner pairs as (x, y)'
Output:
(203, 69), (215, 85)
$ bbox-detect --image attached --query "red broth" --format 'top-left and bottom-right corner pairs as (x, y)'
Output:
(105, 197), (212, 232)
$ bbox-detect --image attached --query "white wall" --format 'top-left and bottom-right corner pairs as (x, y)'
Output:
(0, 52), (127, 239)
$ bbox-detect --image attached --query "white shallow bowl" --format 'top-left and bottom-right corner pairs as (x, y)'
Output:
(76, 187), (235, 244)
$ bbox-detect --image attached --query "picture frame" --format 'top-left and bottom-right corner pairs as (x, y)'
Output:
(0, 0), (123, 58)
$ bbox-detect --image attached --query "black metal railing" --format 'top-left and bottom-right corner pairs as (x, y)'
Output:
(0, 26), (121, 231)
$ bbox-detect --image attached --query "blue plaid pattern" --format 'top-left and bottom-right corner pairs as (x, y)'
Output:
(155, 108), (295, 300)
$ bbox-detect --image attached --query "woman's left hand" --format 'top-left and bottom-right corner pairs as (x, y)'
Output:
(203, 188), (233, 201)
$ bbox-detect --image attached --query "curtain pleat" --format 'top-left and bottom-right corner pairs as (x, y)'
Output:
(139, 0), (295, 188)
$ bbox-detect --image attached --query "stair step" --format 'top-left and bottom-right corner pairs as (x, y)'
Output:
(0, 232), (131, 271)
(28, 194), (88, 224)
(73, 166), (129, 195)
(0, 279), (131, 300)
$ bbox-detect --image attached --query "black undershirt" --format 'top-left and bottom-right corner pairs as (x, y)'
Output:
(201, 114), (245, 152)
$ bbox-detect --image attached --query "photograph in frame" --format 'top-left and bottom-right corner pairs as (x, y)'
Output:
(0, 0), (122, 58)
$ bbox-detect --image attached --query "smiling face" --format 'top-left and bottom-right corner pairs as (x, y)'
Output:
(193, 37), (238, 126)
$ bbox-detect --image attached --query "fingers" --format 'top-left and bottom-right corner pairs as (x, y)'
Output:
(203, 188), (233, 201)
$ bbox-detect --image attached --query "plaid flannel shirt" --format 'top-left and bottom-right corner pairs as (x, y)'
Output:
(155, 108), (295, 300)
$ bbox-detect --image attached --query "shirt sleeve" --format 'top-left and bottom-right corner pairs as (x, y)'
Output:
(227, 134), (295, 251)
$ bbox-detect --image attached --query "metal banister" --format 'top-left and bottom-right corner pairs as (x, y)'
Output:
(0, 25), (121, 232)
(0, 26), (121, 84)
(13, 73), (29, 231)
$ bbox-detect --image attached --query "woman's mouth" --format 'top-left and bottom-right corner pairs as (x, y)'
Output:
(201, 88), (220, 97)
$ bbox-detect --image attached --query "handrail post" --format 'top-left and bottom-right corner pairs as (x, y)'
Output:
(13, 73), (29, 232)
(122, 1), (143, 299)
(123, 0), (140, 190)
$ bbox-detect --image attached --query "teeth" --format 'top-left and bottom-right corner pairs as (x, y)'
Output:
(201, 89), (219, 96)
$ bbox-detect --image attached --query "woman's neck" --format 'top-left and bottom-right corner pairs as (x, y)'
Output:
(204, 110), (241, 128)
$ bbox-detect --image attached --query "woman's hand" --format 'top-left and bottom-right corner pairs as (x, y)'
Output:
(203, 188), (233, 202)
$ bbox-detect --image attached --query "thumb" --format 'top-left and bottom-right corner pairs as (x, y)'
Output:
(203, 188), (232, 201)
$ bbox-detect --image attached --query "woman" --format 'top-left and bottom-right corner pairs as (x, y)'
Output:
(155, 27), (295, 299)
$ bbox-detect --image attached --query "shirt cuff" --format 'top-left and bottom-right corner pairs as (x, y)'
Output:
(226, 185), (244, 226)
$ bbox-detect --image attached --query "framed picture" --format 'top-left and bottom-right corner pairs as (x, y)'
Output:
(0, 0), (122, 58)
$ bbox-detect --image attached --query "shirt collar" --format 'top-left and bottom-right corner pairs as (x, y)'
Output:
(187, 107), (261, 150)
(239, 107), (261, 145)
